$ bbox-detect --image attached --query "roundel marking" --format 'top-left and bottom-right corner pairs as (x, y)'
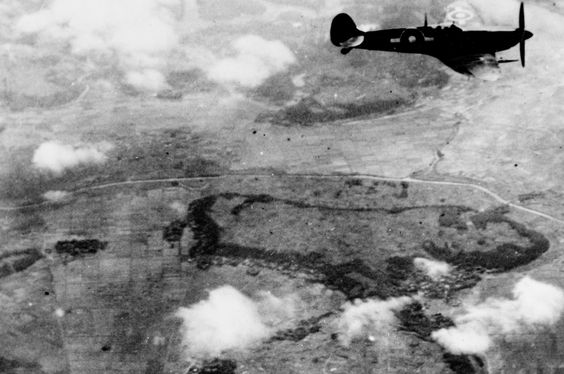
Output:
(446, 6), (474, 24)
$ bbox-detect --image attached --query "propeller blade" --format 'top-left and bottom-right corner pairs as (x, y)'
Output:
(520, 39), (525, 67)
(519, 2), (524, 30)
(519, 2), (527, 67)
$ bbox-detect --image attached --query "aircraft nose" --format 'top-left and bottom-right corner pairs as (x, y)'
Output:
(524, 30), (533, 40)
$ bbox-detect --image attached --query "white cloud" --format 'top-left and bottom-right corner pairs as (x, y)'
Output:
(256, 291), (299, 327)
(125, 69), (168, 92)
(468, 0), (519, 26)
(33, 141), (110, 174)
(170, 201), (186, 217)
(175, 285), (297, 359)
(43, 190), (70, 202)
(54, 308), (65, 318)
(291, 73), (306, 88)
(433, 322), (492, 354)
(432, 276), (564, 354)
(413, 257), (451, 280)
(207, 35), (296, 87)
(16, 0), (180, 91)
(337, 296), (412, 346)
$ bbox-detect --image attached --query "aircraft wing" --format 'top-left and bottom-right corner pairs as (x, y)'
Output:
(438, 53), (501, 81)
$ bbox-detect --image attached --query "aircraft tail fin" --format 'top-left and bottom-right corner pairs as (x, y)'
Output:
(330, 13), (364, 48)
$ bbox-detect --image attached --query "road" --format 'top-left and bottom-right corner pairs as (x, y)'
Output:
(1, 172), (563, 225)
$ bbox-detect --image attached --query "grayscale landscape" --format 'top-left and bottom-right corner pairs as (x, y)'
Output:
(1, 0), (564, 373)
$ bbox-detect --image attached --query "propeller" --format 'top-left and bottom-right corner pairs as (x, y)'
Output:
(518, 2), (533, 67)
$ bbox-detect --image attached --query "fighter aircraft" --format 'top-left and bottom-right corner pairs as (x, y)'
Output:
(330, 2), (533, 80)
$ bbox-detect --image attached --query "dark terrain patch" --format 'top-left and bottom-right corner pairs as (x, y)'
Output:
(190, 358), (237, 374)
(156, 89), (183, 100)
(442, 353), (486, 374)
(183, 158), (226, 177)
(112, 130), (230, 180)
(184, 192), (488, 299)
(396, 302), (486, 374)
(185, 193), (411, 298)
(517, 192), (544, 203)
(439, 207), (468, 230)
(163, 219), (188, 246)
(255, 96), (409, 126)
(4, 85), (86, 112)
(385, 256), (415, 284)
(1, 53), (88, 111)
(0, 356), (42, 374)
(0, 248), (43, 278)
(184, 193), (549, 295)
(395, 181), (409, 199)
(424, 206), (549, 272)
(396, 302), (454, 341)
(251, 72), (296, 104)
(180, 191), (549, 374)
(54, 239), (107, 258)
(345, 178), (364, 188)
(166, 69), (217, 92)
(271, 312), (332, 342)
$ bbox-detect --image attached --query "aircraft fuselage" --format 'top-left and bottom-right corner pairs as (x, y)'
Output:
(331, 3), (533, 78)
(356, 27), (531, 59)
